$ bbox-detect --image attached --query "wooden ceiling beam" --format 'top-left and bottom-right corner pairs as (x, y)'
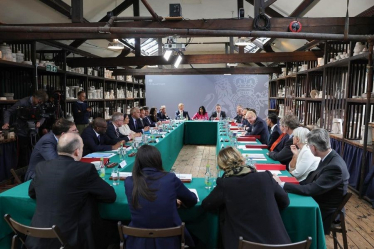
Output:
(67, 51), (323, 67)
(245, 0), (283, 17)
(356, 5), (374, 17)
(39, 0), (89, 23)
(112, 67), (282, 75)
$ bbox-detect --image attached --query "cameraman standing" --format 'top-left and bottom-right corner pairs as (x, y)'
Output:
(2, 90), (48, 169)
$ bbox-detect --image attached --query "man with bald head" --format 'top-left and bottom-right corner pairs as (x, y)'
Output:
(81, 117), (123, 156)
(27, 133), (116, 249)
(244, 111), (269, 144)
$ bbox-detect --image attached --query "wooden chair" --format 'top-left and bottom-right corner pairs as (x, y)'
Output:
(4, 214), (69, 249)
(117, 221), (185, 249)
(238, 237), (312, 249)
(330, 192), (353, 249)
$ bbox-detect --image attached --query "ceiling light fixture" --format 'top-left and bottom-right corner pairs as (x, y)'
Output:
(108, 39), (124, 50)
(227, 63), (238, 67)
(174, 54), (183, 68)
(235, 37), (252, 46)
(163, 50), (173, 61)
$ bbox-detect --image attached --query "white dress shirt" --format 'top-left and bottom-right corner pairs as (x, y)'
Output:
(119, 124), (135, 137)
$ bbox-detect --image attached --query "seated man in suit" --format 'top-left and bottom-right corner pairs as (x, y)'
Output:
(234, 105), (243, 123)
(268, 114), (299, 167)
(106, 112), (131, 143)
(26, 132), (116, 249)
(157, 105), (170, 121)
(244, 111), (269, 145)
(267, 113), (281, 149)
(269, 119), (289, 153)
(81, 117), (123, 156)
(140, 107), (156, 127)
(210, 104), (227, 120)
(128, 107), (149, 133)
(175, 103), (191, 120)
(273, 128), (349, 235)
(25, 118), (78, 181)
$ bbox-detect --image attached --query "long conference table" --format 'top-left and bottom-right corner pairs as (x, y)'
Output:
(0, 121), (326, 249)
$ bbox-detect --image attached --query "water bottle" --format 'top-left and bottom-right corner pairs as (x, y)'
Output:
(118, 144), (124, 160)
(247, 157), (255, 168)
(205, 165), (212, 190)
(99, 158), (105, 179)
(220, 144), (225, 150)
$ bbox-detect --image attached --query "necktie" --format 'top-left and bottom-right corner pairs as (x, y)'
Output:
(270, 133), (286, 152)
(140, 118), (144, 127)
(134, 119), (137, 128)
(115, 128), (120, 138)
(97, 135), (101, 143)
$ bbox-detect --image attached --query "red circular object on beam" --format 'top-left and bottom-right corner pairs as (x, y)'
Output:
(289, 21), (302, 33)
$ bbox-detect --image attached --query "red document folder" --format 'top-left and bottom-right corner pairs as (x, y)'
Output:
(279, 176), (299, 184)
(245, 144), (268, 149)
(237, 137), (256, 141)
(80, 158), (109, 165)
(243, 135), (261, 139)
(254, 164), (286, 171)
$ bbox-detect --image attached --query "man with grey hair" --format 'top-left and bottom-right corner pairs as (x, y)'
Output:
(274, 128), (349, 235)
(27, 133), (116, 249)
(244, 111), (269, 144)
(268, 114), (299, 167)
(106, 112), (131, 142)
(128, 107), (149, 133)
(157, 105), (170, 121)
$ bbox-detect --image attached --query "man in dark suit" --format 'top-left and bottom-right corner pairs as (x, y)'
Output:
(26, 133), (116, 249)
(268, 114), (299, 167)
(210, 104), (227, 120)
(274, 128), (349, 235)
(72, 91), (92, 134)
(244, 111), (269, 144)
(267, 113), (281, 149)
(233, 105), (243, 123)
(25, 118), (78, 181)
(106, 112), (131, 143)
(157, 105), (170, 121)
(141, 107), (156, 127)
(175, 103), (190, 120)
(81, 117), (123, 156)
(128, 107), (150, 133)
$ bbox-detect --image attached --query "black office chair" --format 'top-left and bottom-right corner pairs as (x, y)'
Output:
(4, 214), (69, 249)
(330, 192), (353, 249)
(238, 237), (312, 249)
(117, 221), (185, 249)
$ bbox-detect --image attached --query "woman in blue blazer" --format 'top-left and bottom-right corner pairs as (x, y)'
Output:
(125, 145), (198, 249)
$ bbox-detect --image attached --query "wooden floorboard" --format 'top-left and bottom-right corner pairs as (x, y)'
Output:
(173, 145), (374, 249)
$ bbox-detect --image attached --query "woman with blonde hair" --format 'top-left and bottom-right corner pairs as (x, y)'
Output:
(289, 127), (320, 182)
(202, 146), (291, 249)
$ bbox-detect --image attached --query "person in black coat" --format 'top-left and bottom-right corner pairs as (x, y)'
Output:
(244, 111), (269, 144)
(202, 146), (291, 249)
(233, 105), (243, 123)
(106, 112), (131, 143)
(81, 117), (122, 156)
(210, 104), (227, 120)
(142, 106), (157, 127)
(26, 133), (116, 249)
(274, 128), (350, 235)
(268, 114), (299, 167)
(175, 103), (191, 120)
(266, 113), (281, 149)
(125, 145), (197, 248)
(128, 107), (149, 133)
(72, 91), (92, 134)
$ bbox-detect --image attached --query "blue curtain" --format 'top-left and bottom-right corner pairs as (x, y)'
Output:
(342, 143), (372, 190)
(330, 138), (342, 155)
(270, 99), (276, 109)
(0, 141), (18, 182)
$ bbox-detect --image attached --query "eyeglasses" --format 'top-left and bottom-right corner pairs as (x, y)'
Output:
(97, 126), (107, 129)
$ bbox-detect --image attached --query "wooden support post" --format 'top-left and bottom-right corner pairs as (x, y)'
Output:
(71, 0), (84, 23)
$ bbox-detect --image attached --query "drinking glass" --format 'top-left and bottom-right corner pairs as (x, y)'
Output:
(112, 168), (120, 186)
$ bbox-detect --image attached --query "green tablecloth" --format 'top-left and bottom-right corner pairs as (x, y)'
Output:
(0, 121), (326, 249)
(184, 121), (218, 145)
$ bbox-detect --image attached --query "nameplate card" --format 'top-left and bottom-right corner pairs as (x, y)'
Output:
(119, 161), (127, 168)
(162, 135), (165, 138)
(156, 138), (160, 143)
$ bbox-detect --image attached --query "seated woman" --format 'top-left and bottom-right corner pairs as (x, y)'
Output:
(149, 107), (158, 123)
(202, 146), (291, 249)
(192, 106), (209, 120)
(119, 114), (141, 139)
(125, 145), (198, 248)
(289, 127), (320, 182)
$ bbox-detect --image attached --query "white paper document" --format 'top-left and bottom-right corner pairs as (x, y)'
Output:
(84, 153), (116, 158)
(188, 188), (200, 202)
(237, 145), (263, 150)
(176, 174), (192, 181)
(242, 153), (266, 159)
(257, 170), (281, 175)
(237, 141), (257, 144)
(111, 172), (132, 178)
